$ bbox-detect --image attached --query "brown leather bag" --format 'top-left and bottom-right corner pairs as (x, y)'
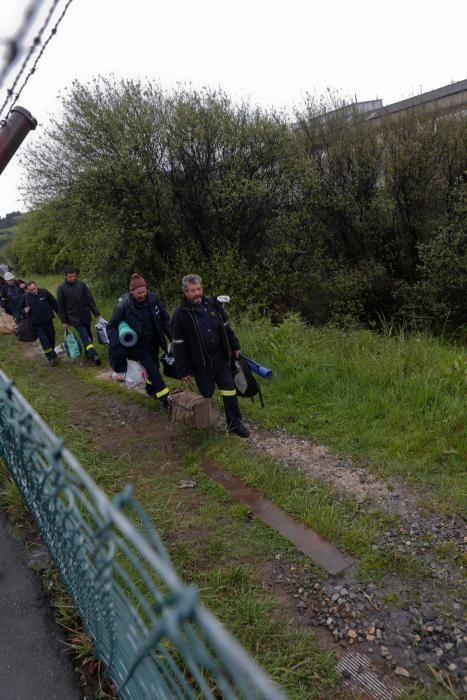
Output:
(169, 389), (219, 429)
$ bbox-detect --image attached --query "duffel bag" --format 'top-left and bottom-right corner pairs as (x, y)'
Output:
(169, 389), (219, 429)
(16, 315), (38, 342)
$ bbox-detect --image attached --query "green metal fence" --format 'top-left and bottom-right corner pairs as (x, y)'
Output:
(0, 369), (285, 699)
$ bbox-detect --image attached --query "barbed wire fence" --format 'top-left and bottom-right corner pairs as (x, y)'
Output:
(0, 0), (46, 90)
(0, 0), (76, 123)
(0, 368), (286, 699)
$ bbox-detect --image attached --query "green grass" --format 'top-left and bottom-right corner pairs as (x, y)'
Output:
(1, 276), (465, 696)
(31, 277), (466, 511)
(235, 313), (466, 510)
(184, 432), (433, 582)
(0, 334), (338, 698)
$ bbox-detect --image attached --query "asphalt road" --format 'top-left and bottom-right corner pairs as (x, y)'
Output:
(0, 509), (80, 700)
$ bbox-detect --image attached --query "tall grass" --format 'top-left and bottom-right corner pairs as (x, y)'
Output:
(236, 314), (466, 507)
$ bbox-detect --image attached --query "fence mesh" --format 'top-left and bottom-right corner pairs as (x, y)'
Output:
(0, 369), (285, 699)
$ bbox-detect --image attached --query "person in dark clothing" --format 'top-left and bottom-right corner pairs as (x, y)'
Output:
(57, 265), (102, 365)
(23, 282), (59, 366)
(107, 273), (172, 409)
(1, 272), (26, 322)
(171, 274), (250, 438)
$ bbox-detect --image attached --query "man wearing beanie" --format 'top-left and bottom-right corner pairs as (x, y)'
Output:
(107, 273), (172, 409)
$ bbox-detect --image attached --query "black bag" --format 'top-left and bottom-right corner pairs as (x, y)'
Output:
(161, 350), (181, 379)
(16, 315), (38, 342)
(232, 355), (264, 407)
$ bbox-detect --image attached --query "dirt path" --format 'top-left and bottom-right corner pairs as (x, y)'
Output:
(16, 345), (467, 697)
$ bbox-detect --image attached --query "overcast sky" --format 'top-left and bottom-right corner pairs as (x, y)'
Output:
(0, 0), (466, 216)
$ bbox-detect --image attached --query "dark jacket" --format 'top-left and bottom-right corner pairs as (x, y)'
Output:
(108, 292), (172, 351)
(57, 279), (100, 326)
(1, 280), (25, 314)
(23, 288), (58, 325)
(171, 296), (240, 377)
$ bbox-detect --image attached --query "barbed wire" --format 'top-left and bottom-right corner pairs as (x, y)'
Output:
(0, 0), (46, 91)
(0, 0), (76, 123)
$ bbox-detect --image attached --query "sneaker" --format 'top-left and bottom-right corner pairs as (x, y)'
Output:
(228, 423), (250, 438)
(93, 356), (102, 366)
(49, 357), (57, 367)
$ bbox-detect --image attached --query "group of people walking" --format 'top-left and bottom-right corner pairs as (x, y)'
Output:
(2, 266), (250, 438)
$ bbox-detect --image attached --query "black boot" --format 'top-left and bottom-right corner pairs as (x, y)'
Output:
(228, 422), (250, 438)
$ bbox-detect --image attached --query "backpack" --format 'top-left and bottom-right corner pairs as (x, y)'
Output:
(232, 355), (264, 407)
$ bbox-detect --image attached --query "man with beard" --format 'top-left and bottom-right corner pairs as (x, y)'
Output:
(107, 273), (172, 410)
(171, 274), (249, 437)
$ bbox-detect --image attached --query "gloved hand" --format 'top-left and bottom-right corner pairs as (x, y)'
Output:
(98, 316), (107, 324)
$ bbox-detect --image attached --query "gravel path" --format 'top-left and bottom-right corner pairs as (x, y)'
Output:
(249, 426), (467, 695)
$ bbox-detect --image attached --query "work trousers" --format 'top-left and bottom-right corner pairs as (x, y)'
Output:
(194, 352), (243, 428)
(128, 342), (169, 400)
(34, 321), (57, 362)
(73, 323), (98, 359)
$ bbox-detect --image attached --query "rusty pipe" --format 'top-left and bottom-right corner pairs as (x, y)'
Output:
(0, 106), (37, 176)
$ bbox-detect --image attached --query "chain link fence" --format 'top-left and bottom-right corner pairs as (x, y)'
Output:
(0, 369), (285, 699)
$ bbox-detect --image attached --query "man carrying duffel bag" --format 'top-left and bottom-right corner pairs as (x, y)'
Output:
(171, 274), (250, 438)
(22, 281), (59, 366)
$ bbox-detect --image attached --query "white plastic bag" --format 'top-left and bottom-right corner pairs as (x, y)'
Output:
(95, 317), (109, 345)
(125, 360), (147, 388)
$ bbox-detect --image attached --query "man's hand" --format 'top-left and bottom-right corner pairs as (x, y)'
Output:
(182, 375), (193, 383)
(63, 323), (70, 331)
(24, 306), (30, 314)
(234, 349), (241, 358)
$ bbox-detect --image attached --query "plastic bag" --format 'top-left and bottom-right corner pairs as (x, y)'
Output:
(125, 360), (147, 388)
(95, 317), (109, 345)
(64, 330), (82, 359)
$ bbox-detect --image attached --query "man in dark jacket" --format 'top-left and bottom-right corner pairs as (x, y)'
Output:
(107, 273), (172, 409)
(57, 265), (102, 365)
(1, 271), (26, 321)
(171, 274), (250, 438)
(23, 282), (59, 366)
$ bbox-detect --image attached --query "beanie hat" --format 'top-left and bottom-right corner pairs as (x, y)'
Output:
(129, 273), (147, 291)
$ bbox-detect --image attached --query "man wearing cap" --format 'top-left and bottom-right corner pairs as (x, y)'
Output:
(0, 272), (26, 322)
(107, 273), (172, 409)
(57, 265), (102, 365)
(171, 274), (250, 437)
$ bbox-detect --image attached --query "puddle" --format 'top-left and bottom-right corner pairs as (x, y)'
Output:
(202, 463), (352, 575)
